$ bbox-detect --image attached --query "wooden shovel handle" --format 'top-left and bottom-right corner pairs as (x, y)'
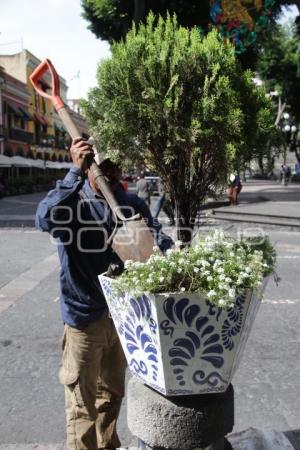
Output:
(30, 59), (140, 223)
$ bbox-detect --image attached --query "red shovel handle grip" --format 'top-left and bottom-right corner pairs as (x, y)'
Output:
(30, 59), (65, 111)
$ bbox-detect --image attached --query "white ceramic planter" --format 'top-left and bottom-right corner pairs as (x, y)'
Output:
(99, 275), (267, 396)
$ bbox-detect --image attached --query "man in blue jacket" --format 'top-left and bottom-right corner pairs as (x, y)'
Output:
(36, 138), (172, 450)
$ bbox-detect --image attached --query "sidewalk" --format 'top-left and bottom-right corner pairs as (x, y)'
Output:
(209, 180), (300, 227)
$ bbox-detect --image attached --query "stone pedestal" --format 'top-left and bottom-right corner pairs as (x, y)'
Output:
(127, 377), (234, 450)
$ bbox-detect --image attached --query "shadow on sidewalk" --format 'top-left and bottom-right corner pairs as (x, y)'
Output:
(284, 429), (300, 450)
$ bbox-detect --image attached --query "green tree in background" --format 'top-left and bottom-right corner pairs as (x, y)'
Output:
(257, 22), (300, 162)
(81, 0), (299, 68)
(81, 0), (210, 43)
(82, 15), (276, 241)
(81, 0), (299, 42)
(257, 22), (300, 120)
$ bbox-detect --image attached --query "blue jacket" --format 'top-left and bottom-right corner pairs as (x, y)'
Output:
(36, 167), (173, 328)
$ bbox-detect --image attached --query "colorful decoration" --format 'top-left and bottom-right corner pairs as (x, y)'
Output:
(209, 0), (276, 54)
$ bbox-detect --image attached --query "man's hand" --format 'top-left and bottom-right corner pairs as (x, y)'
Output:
(70, 137), (94, 173)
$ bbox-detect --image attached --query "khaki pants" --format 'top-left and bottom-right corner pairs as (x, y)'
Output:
(59, 310), (127, 450)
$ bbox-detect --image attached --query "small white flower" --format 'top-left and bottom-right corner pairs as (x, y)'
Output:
(229, 252), (235, 257)
(217, 267), (224, 274)
(245, 267), (252, 273)
(180, 287), (186, 292)
(207, 290), (216, 298)
(124, 260), (133, 268)
(152, 245), (160, 253)
(175, 240), (183, 249)
(218, 299), (226, 306)
(207, 275), (213, 281)
(179, 258), (185, 265)
(219, 274), (226, 280)
(177, 268), (183, 274)
(193, 267), (200, 273)
(225, 277), (232, 283)
(159, 276), (165, 282)
(166, 249), (174, 256)
(228, 289), (236, 299)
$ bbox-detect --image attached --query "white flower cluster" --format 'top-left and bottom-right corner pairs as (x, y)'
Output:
(113, 231), (276, 310)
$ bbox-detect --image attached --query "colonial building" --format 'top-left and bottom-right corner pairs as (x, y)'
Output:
(0, 50), (89, 162)
(0, 66), (32, 157)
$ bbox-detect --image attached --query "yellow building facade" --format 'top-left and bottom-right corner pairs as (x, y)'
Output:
(0, 50), (89, 162)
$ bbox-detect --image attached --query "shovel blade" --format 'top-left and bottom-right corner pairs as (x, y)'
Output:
(112, 218), (155, 262)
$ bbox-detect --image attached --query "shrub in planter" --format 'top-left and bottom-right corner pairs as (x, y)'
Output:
(99, 231), (276, 395)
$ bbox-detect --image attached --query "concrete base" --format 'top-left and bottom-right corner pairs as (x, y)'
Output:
(137, 437), (228, 449)
(127, 377), (234, 450)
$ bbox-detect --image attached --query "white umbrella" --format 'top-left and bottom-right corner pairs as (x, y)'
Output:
(29, 159), (45, 169)
(10, 156), (33, 167)
(0, 154), (12, 167)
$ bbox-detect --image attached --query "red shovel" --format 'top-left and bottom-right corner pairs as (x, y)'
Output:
(30, 59), (155, 262)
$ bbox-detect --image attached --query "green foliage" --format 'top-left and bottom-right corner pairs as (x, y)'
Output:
(81, 0), (296, 43)
(81, 0), (210, 44)
(81, 0), (298, 68)
(82, 14), (277, 238)
(257, 22), (300, 120)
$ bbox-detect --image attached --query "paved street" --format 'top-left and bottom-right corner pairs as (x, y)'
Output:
(0, 186), (299, 449)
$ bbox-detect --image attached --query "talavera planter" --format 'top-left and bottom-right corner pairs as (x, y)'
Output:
(99, 275), (267, 396)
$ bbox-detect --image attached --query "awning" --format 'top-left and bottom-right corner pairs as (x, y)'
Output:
(29, 159), (45, 169)
(7, 156), (46, 168)
(18, 107), (32, 121)
(34, 113), (47, 126)
(0, 154), (12, 167)
(55, 123), (66, 132)
(43, 115), (52, 126)
(46, 161), (73, 169)
(10, 156), (33, 167)
(8, 104), (22, 117)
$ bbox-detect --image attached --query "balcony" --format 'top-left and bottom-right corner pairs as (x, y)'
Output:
(9, 128), (34, 144)
(0, 125), (7, 139)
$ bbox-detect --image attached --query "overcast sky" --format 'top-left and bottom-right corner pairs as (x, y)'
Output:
(1, 1), (298, 100)
(1, 0), (110, 99)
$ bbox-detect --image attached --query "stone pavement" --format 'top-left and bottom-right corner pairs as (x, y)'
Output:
(1, 188), (300, 450)
(210, 180), (300, 227)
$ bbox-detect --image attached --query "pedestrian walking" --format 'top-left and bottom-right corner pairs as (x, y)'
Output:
(136, 172), (151, 206)
(35, 138), (172, 450)
(153, 179), (175, 225)
(228, 173), (242, 206)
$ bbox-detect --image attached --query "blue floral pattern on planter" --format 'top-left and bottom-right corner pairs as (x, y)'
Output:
(221, 290), (247, 351)
(160, 296), (226, 388)
(99, 274), (261, 396)
(117, 293), (159, 382)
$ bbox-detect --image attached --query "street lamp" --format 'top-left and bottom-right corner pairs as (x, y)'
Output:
(281, 114), (297, 186)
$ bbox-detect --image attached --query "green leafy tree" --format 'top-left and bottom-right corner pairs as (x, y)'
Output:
(82, 14), (277, 241)
(256, 22), (300, 161)
(81, 0), (299, 43)
(81, 0), (210, 43)
(257, 23), (300, 118)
